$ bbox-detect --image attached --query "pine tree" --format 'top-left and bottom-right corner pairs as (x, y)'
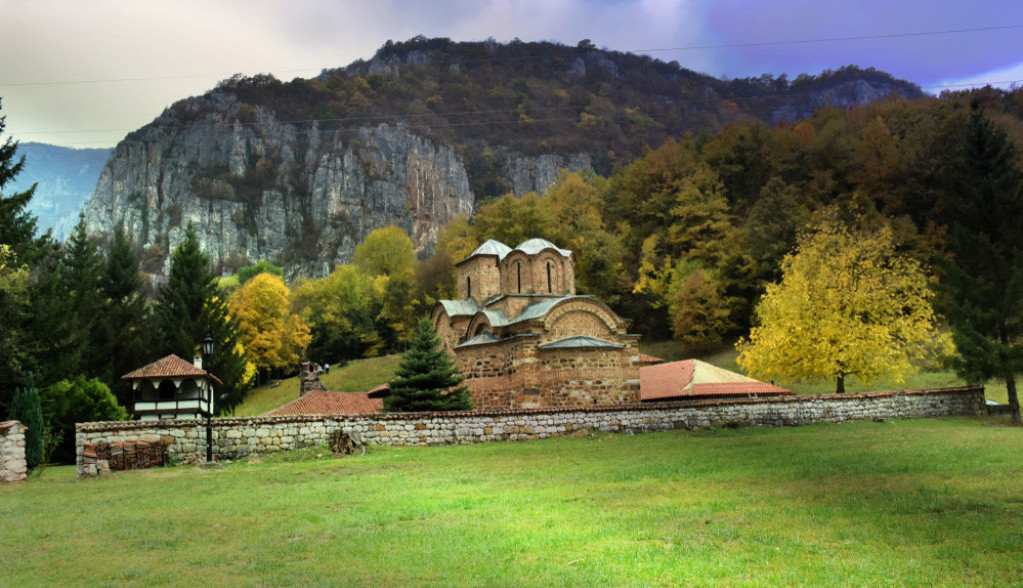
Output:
(384, 318), (472, 412)
(0, 100), (43, 265)
(8, 374), (44, 469)
(937, 106), (1023, 424)
(0, 101), (43, 410)
(153, 225), (251, 414)
(96, 225), (149, 409)
(52, 215), (105, 379)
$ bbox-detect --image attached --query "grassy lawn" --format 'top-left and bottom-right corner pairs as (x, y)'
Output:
(233, 355), (402, 416)
(3, 417), (1021, 586)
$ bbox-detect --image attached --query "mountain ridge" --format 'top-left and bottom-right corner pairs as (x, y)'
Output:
(79, 37), (926, 276)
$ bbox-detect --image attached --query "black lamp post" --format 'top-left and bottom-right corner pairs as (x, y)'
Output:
(201, 334), (215, 464)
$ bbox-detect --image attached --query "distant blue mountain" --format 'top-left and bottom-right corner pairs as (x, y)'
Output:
(8, 142), (112, 241)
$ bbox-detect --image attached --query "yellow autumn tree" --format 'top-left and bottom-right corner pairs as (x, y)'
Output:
(737, 211), (948, 394)
(228, 272), (311, 378)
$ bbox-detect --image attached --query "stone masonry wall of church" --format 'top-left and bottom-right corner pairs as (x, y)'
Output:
(456, 338), (639, 409)
(536, 347), (641, 406)
(457, 256), (502, 304)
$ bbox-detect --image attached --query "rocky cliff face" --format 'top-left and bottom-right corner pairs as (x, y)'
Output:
(769, 79), (922, 125)
(83, 92), (581, 277)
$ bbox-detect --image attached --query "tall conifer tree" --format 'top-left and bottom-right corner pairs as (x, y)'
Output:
(937, 106), (1023, 424)
(384, 318), (472, 412)
(96, 225), (148, 409)
(154, 225), (251, 413)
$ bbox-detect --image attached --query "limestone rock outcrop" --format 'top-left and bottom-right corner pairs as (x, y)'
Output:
(83, 92), (584, 277)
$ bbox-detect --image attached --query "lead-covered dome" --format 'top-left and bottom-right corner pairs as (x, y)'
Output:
(514, 238), (572, 258)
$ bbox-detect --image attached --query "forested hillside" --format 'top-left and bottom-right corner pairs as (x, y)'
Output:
(82, 37), (923, 277)
(226, 36), (923, 196)
(425, 87), (1023, 346)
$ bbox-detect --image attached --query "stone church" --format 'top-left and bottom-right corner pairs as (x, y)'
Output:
(432, 238), (640, 409)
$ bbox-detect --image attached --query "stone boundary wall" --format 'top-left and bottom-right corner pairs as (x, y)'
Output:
(1, 420), (28, 483)
(76, 387), (985, 469)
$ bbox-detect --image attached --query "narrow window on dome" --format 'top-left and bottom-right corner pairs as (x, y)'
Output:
(517, 262), (522, 293)
(467, 276), (472, 299)
(547, 262), (552, 293)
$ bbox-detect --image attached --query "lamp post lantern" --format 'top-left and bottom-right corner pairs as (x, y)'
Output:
(201, 334), (215, 464)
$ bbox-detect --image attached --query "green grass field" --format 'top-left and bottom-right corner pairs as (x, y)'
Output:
(3, 417), (1020, 586)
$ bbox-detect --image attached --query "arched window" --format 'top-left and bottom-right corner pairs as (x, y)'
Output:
(179, 379), (201, 400)
(517, 262), (522, 293)
(137, 381), (158, 402)
(547, 262), (552, 293)
(467, 276), (472, 299)
(158, 380), (177, 401)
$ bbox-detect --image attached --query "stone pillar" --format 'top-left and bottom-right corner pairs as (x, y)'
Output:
(0, 420), (28, 483)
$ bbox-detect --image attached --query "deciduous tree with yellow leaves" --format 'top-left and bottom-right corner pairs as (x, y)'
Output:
(228, 272), (311, 381)
(738, 210), (948, 394)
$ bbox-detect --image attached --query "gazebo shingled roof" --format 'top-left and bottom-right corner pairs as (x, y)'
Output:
(121, 354), (223, 385)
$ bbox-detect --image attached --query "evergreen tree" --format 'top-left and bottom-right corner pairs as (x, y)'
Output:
(8, 374), (44, 469)
(384, 318), (472, 412)
(154, 225), (251, 414)
(96, 225), (149, 409)
(0, 101), (34, 409)
(0, 245), (28, 416)
(937, 106), (1023, 424)
(0, 100), (42, 264)
(54, 215), (105, 378)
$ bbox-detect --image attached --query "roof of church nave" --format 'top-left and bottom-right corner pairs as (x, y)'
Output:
(458, 238), (572, 264)
(438, 294), (619, 323)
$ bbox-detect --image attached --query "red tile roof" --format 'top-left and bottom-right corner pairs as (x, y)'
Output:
(367, 384), (390, 398)
(265, 391), (383, 416)
(121, 355), (223, 385)
(640, 359), (787, 401)
(638, 353), (665, 365)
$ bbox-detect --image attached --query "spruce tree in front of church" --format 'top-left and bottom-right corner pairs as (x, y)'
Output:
(384, 318), (472, 412)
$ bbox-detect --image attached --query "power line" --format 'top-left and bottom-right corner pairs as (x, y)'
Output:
(923, 79), (1022, 90)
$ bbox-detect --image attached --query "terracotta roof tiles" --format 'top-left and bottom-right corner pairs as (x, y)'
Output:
(122, 355), (223, 385)
(638, 353), (665, 365)
(640, 359), (787, 401)
(265, 391), (383, 416)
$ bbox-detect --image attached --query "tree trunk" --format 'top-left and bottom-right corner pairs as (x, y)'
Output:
(1006, 376), (1021, 425)
(836, 374), (845, 394)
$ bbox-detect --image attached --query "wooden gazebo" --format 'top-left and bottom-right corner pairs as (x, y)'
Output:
(122, 355), (221, 421)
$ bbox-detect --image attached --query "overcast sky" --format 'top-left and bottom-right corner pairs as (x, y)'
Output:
(1, 0), (1020, 148)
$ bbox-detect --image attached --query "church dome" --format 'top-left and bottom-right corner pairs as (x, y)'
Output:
(514, 238), (572, 258)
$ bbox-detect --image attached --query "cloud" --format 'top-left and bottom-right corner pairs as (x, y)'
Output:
(934, 61), (1023, 93)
